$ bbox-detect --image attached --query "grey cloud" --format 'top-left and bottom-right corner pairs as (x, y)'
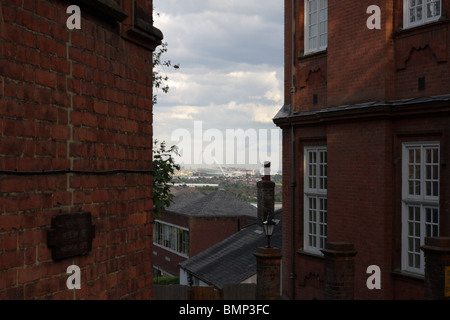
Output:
(152, 1), (284, 169)
(154, 1), (283, 67)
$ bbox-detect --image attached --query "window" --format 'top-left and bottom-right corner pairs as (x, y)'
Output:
(402, 142), (440, 274)
(304, 0), (328, 54)
(304, 147), (327, 254)
(403, 0), (441, 29)
(154, 220), (190, 257)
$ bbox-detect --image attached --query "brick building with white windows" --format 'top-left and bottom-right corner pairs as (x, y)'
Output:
(274, 0), (450, 299)
(153, 188), (257, 278)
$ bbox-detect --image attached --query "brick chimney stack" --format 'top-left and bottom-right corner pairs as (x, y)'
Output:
(257, 162), (275, 228)
(255, 161), (281, 300)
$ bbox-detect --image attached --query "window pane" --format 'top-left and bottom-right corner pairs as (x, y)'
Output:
(406, 205), (421, 267)
(424, 147), (439, 198)
(306, 195), (327, 251)
(319, 198), (327, 249)
(426, 148), (432, 163)
(403, 143), (440, 274)
(415, 181), (421, 196)
(427, 0), (441, 18)
(306, 0), (327, 52)
(417, 7), (422, 20)
(414, 165), (420, 180)
(409, 149), (414, 163)
(410, 9), (416, 23)
(415, 149), (421, 162)
(408, 252), (414, 267)
(305, 147), (327, 253)
(408, 0), (441, 27)
(309, 36), (317, 51)
(319, 150), (327, 190)
(425, 207), (439, 237)
(414, 249), (420, 268)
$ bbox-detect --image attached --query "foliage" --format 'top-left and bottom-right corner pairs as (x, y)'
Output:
(152, 41), (180, 105)
(153, 276), (180, 285)
(153, 140), (181, 216)
(152, 21), (181, 216)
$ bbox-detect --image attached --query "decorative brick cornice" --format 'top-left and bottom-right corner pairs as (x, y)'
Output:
(273, 95), (450, 128)
(66, 0), (163, 51)
(121, 1), (164, 51)
(394, 19), (448, 70)
(70, 0), (128, 22)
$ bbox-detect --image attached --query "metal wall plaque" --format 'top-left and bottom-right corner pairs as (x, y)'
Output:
(47, 211), (95, 261)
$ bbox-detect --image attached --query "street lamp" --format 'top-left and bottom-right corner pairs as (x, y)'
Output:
(263, 218), (276, 248)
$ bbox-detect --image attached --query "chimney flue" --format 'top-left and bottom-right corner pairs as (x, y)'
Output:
(263, 161), (271, 181)
(257, 161), (275, 227)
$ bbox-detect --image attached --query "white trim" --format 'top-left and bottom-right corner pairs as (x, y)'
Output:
(403, 0), (441, 29)
(304, 0), (328, 54)
(154, 219), (189, 232)
(401, 142), (440, 275)
(303, 146), (327, 255)
(153, 220), (190, 258)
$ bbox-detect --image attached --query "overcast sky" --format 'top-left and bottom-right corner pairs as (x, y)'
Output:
(153, 1), (284, 172)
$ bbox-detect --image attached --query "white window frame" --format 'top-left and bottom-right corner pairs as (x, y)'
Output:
(153, 220), (190, 258)
(403, 0), (442, 29)
(304, 0), (328, 54)
(304, 146), (327, 255)
(401, 142), (440, 275)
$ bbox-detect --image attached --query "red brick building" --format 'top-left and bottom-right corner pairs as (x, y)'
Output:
(153, 188), (257, 278)
(0, 0), (161, 299)
(274, 0), (450, 299)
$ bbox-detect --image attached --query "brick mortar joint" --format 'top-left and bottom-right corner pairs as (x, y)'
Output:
(65, 31), (75, 207)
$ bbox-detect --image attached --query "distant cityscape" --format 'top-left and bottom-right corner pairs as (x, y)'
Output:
(171, 167), (283, 205)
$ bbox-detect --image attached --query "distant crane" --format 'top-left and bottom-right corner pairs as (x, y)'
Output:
(213, 157), (228, 178)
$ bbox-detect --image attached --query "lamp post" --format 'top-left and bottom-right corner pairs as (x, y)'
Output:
(263, 218), (275, 248)
(255, 216), (281, 300)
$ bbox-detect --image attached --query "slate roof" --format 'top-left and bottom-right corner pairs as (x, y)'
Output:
(167, 188), (257, 218)
(179, 210), (282, 290)
(166, 187), (206, 213)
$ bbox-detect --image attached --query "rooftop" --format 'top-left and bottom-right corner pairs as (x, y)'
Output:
(179, 210), (282, 290)
(167, 188), (257, 218)
(166, 187), (206, 213)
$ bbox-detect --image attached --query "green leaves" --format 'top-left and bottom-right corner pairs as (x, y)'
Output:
(152, 17), (181, 215)
(153, 42), (180, 105)
(153, 140), (181, 216)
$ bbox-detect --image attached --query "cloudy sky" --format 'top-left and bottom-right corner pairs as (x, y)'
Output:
(153, 1), (284, 172)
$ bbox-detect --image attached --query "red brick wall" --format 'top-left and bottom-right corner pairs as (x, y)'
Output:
(284, 110), (450, 300)
(293, 0), (450, 111)
(296, 53), (327, 112)
(279, 1), (449, 300)
(152, 246), (185, 278)
(153, 212), (256, 277)
(153, 212), (189, 277)
(292, 0), (328, 113)
(189, 216), (255, 256)
(0, 0), (160, 299)
(280, 128), (293, 298)
(327, 119), (394, 299)
(394, 22), (450, 100)
(327, 0), (395, 107)
(284, 0), (293, 108)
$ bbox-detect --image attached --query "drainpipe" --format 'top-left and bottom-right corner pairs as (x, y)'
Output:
(289, 0), (297, 300)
